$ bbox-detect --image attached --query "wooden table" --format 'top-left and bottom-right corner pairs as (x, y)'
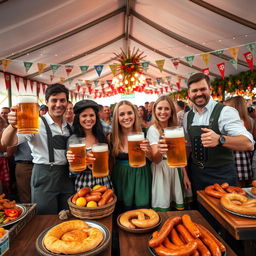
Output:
(197, 190), (256, 255)
(118, 210), (236, 256)
(5, 215), (112, 256)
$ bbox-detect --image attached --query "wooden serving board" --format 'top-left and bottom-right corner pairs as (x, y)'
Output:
(197, 190), (256, 240)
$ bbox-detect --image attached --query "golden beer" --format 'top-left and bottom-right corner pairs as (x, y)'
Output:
(69, 143), (86, 172)
(128, 132), (145, 167)
(17, 95), (39, 134)
(92, 144), (109, 177)
(164, 127), (187, 167)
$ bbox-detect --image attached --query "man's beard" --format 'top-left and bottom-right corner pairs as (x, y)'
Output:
(189, 95), (210, 108)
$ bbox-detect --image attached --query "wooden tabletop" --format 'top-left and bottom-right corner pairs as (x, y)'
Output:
(5, 215), (112, 256)
(118, 210), (236, 256)
(197, 190), (256, 240)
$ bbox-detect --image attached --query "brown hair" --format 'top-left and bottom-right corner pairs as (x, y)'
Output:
(187, 73), (210, 89)
(111, 100), (141, 156)
(224, 96), (252, 132)
(152, 95), (178, 135)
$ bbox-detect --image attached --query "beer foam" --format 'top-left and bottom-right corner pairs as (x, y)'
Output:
(128, 134), (144, 141)
(18, 95), (37, 104)
(164, 128), (184, 138)
(69, 143), (85, 147)
(92, 144), (108, 152)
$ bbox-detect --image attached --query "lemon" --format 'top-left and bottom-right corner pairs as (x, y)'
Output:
(87, 201), (97, 207)
(93, 185), (102, 191)
(76, 197), (87, 207)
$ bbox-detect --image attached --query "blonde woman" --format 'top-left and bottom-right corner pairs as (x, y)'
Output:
(110, 100), (152, 211)
(147, 95), (191, 211)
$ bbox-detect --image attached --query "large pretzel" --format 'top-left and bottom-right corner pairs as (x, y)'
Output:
(120, 209), (159, 229)
(43, 220), (103, 254)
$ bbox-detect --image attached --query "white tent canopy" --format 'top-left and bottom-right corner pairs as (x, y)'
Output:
(0, 0), (256, 106)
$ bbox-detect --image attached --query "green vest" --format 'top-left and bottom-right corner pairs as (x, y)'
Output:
(187, 103), (234, 168)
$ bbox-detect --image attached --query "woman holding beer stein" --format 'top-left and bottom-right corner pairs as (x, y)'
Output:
(147, 95), (192, 211)
(66, 100), (112, 191)
(110, 100), (152, 211)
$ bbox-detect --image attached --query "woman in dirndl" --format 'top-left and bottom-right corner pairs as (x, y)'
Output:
(66, 100), (112, 191)
(110, 100), (152, 212)
(147, 95), (192, 212)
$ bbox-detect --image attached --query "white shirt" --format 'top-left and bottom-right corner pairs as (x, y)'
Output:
(183, 97), (254, 143)
(17, 112), (70, 165)
(147, 125), (160, 145)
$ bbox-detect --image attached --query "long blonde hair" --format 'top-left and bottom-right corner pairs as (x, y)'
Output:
(152, 95), (178, 135)
(224, 96), (252, 132)
(111, 100), (141, 156)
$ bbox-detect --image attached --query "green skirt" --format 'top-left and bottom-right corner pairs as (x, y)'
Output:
(111, 160), (152, 208)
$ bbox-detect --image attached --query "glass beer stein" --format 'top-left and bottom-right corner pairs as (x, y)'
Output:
(69, 138), (86, 172)
(164, 126), (187, 168)
(17, 95), (39, 134)
(127, 132), (146, 167)
(92, 143), (109, 177)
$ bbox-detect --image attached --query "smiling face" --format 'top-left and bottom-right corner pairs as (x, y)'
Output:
(46, 92), (68, 120)
(188, 79), (211, 109)
(155, 100), (172, 125)
(79, 107), (96, 131)
(118, 104), (135, 130)
(137, 107), (144, 118)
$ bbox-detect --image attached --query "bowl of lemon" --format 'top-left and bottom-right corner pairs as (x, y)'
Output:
(67, 185), (117, 219)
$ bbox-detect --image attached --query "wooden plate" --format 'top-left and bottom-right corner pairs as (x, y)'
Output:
(0, 204), (28, 227)
(35, 220), (111, 256)
(117, 213), (162, 233)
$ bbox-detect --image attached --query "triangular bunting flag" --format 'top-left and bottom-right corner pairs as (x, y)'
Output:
(188, 72), (195, 77)
(171, 58), (180, 70)
(217, 62), (225, 79)
(244, 51), (254, 71)
(141, 61), (150, 72)
(14, 75), (20, 91)
(4, 73), (11, 90)
(93, 80), (99, 86)
(185, 56), (195, 67)
(106, 80), (112, 86)
(146, 78), (152, 85)
(30, 80), (34, 92)
(80, 65), (89, 74)
(23, 62), (33, 73)
(65, 65), (73, 76)
(50, 64), (61, 74)
(60, 77), (65, 84)
(37, 82), (41, 94)
(2, 59), (12, 70)
(109, 64), (118, 76)
(37, 63), (46, 73)
(156, 77), (162, 85)
(202, 68), (210, 76)
(228, 47), (239, 60)
(246, 43), (256, 54)
(166, 76), (172, 83)
(155, 60), (165, 72)
(68, 78), (74, 85)
(23, 78), (28, 91)
(229, 59), (238, 70)
(214, 49), (224, 56)
(50, 75), (55, 82)
(77, 85), (81, 92)
(94, 65), (104, 77)
(200, 53), (210, 66)
(42, 84), (46, 94)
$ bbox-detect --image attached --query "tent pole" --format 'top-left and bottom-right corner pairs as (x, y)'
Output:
(8, 76), (12, 107)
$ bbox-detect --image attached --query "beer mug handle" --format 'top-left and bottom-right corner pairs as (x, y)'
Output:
(10, 106), (18, 129)
(86, 150), (94, 170)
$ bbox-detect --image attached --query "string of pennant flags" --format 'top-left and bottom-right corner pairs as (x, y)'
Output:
(1, 42), (255, 98)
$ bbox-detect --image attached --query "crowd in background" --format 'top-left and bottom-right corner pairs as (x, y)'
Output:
(0, 73), (255, 215)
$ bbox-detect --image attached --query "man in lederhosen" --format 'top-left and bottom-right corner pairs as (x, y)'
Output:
(183, 73), (254, 200)
(1, 83), (74, 214)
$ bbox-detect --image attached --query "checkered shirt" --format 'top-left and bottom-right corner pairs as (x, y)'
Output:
(234, 150), (254, 181)
(100, 119), (112, 136)
(74, 169), (113, 191)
